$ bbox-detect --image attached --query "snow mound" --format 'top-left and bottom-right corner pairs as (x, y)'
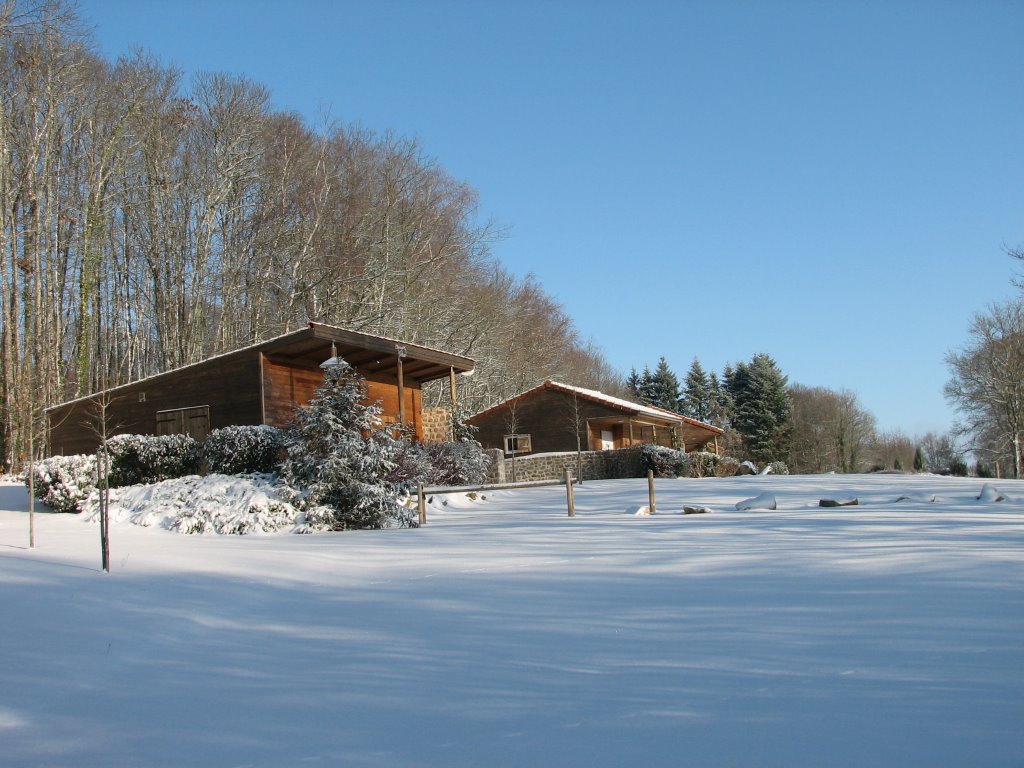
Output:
(80, 473), (303, 534)
(628, 505), (653, 516)
(977, 483), (1006, 503)
(735, 492), (777, 511)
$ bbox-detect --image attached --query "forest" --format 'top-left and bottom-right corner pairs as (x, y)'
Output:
(0, 2), (619, 470)
(2, 2), (1013, 479)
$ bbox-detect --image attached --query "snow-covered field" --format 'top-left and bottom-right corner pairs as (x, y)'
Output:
(2, 473), (1022, 768)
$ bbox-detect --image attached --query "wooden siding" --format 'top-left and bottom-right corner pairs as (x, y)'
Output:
(47, 352), (264, 456)
(261, 357), (424, 438)
(470, 388), (674, 454)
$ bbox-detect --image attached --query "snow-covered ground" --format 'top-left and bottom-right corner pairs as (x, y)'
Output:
(1, 473), (1022, 768)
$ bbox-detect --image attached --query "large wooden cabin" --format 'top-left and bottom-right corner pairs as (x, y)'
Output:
(46, 323), (474, 456)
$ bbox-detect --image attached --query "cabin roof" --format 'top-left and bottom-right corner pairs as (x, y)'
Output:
(468, 379), (724, 434)
(47, 322), (474, 412)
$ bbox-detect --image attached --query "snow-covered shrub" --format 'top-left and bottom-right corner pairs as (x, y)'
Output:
(280, 360), (414, 530)
(639, 444), (690, 478)
(386, 438), (490, 488)
(767, 461), (789, 475)
(28, 454), (97, 513)
(423, 440), (490, 486)
(715, 456), (741, 477)
(688, 451), (721, 478)
(80, 473), (302, 534)
(105, 433), (202, 487)
(387, 440), (436, 488)
(204, 425), (284, 475)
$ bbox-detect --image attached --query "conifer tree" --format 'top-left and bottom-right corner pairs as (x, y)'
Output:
(645, 357), (682, 413)
(913, 446), (926, 472)
(708, 371), (730, 427)
(636, 365), (655, 404)
(726, 353), (792, 464)
(280, 361), (413, 530)
(683, 358), (712, 422)
(626, 368), (642, 399)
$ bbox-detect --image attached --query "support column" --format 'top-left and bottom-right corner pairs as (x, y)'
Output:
(396, 345), (406, 427)
(449, 367), (458, 441)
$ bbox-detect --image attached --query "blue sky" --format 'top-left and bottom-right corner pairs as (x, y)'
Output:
(77, 0), (1023, 436)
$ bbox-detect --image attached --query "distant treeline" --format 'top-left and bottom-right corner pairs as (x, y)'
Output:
(0, 2), (619, 469)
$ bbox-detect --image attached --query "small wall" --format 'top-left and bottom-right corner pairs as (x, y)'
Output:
(421, 407), (451, 444)
(484, 446), (645, 484)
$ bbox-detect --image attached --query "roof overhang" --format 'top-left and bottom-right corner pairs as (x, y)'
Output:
(265, 323), (474, 382)
(47, 322), (474, 413)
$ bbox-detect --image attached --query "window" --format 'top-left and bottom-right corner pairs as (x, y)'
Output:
(504, 434), (532, 455)
(156, 406), (211, 442)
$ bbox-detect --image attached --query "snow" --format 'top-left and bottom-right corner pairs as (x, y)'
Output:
(2, 473), (1023, 767)
(735, 490), (778, 510)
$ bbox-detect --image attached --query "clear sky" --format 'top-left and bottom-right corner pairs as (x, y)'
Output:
(75, 0), (1023, 437)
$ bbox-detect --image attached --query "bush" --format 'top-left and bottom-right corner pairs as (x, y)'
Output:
(689, 451), (720, 478)
(204, 425), (284, 475)
(423, 440), (490, 486)
(715, 456), (741, 477)
(639, 444), (689, 478)
(29, 454), (98, 513)
(387, 439), (491, 488)
(105, 433), (202, 487)
(949, 457), (969, 477)
(767, 461), (790, 475)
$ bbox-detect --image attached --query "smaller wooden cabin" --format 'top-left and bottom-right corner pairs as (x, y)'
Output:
(46, 323), (474, 456)
(467, 380), (723, 456)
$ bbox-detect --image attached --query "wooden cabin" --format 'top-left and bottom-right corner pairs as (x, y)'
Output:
(46, 323), (474, 456)
(467, 380), (723, 456)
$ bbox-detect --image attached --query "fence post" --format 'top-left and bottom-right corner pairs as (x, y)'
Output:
(647, 469), (657, 515)
(417, 483), (427, 525)
(564, 468), (575, 517)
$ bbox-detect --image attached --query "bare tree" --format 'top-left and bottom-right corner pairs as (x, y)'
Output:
(945, 300), (1024, 478)
(562, 388), (586, 481)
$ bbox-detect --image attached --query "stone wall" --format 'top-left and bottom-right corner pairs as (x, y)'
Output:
(484, 446), (645, 484)
(421, 407), (451, 444)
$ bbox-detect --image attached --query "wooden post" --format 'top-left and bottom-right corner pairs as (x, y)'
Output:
(449, 367), (458, 441)
(564, 468), (575, 517)
(647, 469), (657, 516)
(417, 483), (427, 525)
(396, 347), (406, 427)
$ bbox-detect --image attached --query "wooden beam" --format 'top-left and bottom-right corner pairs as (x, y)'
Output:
(396, 352), (406, 427)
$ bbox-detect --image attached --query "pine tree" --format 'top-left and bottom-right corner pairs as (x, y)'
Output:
(913, 445), (927, 473)
(626, 368), (642, 399)
(683, 358), (711, 422)
(645, 357), (682, 413)
(280, 361), (413, 530)
(636, 364), (655, 404)
(726, 353), (792, 464)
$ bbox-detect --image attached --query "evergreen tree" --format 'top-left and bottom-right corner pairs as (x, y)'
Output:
(646, 357), (682, 413)
(626, 368), (642, 399)
(913, 445), (927, 472)
(726, 353), (793, 464)
(635, 364), (655, 404)
(280, 361), (413, 530)
(683, 358), (712, 422)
